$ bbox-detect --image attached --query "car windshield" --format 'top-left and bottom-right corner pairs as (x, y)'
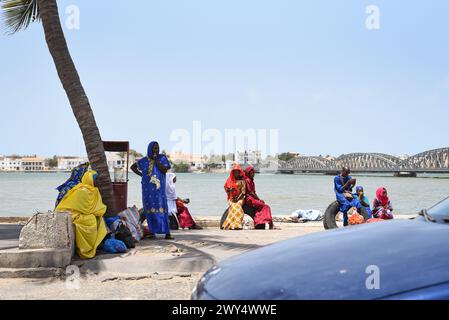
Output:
(426, 197), (449, 223)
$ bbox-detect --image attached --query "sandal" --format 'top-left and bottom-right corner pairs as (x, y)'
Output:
(165, 234), (175, 240)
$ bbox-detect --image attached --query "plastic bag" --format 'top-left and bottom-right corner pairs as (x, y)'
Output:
(349, 212), (364, 225)
(114, 223), (135, 249)
(102, 238), (127, 254)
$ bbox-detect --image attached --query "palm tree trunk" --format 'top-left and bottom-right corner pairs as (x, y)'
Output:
(37, 0), (115, 216)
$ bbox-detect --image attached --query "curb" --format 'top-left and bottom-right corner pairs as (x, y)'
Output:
(0, 267), (64, 279)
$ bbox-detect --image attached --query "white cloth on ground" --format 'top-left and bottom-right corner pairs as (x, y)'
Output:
(291, 209), (324, 221)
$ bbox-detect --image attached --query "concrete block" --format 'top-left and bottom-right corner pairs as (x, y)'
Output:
(19, 212), (75, 256)
(0, 248), (72, 269)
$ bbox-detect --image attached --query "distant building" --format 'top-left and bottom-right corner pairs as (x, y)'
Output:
(57, 157), (88, 171)
(105, 153), (127, 171)
(225, 160), (235, 171)
(0, 156), (22, 171)
(21, 157), (46, 171)
(168, 152), (205, 170)
(235, 150), (261, 166)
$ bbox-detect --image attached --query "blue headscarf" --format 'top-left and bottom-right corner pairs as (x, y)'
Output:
(356, 186), (364, 193)
(147, 141), (159, 159)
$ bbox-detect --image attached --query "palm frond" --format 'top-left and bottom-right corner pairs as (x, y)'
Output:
(0, 0), (39, 34)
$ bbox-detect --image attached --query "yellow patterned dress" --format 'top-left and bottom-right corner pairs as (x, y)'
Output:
(223, 180), (246, 230)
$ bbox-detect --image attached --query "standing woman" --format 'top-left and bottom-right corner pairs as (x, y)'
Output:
(131, 141), (174, 240)
(222, 165), (246, 230)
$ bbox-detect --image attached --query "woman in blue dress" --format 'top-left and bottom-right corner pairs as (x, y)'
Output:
(131, 141), (173, 240)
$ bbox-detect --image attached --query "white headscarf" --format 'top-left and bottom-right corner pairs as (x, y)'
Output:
(165, 172), (177, 201)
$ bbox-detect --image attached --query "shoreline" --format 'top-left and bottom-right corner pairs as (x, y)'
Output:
(1, 171), (448, 179)
(0, 214), (417, 225)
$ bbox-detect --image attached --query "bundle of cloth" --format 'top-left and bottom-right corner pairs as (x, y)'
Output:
(291, 209), (324, 222)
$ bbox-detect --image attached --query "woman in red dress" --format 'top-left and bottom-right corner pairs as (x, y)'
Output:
(244, 166), (274, 229)
(372, 187), (394, 220)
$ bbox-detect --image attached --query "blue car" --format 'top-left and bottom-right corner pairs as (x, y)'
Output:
(192, 197), (449, 300)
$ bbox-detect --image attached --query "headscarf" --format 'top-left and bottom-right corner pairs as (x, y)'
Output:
(165, 172), (177, 201)
(245, 166), (255, 179)
(56, 170), (106, 217)
(147, 141), (159, 159)
(356, 186), (364, 193)
(55, 162), (90, 208)
(376, 187), (389, 207)
(224, 164), (245, 200)
(244, 166), (256, 194)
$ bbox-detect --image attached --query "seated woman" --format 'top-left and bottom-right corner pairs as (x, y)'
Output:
(222, 165), (246, 230)
(56, 170), (108, 259)
(372, 187), (394, 220)
(166, 172), (201, 230)
(244, 166), (275, 229)
(354, 186), (373, 219)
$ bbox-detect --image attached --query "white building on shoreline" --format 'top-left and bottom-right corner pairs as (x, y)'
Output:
(57, 157), (88, 171)
(21, 157), (46, 171)
(0, 156), (22, 171)
(168, 152), (205, 170)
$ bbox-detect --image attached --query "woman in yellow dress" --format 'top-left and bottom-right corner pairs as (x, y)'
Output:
(222, 165), (247, 230)
(56, 170), (108, 259)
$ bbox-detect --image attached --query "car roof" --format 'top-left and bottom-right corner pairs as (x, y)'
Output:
(202, 219), (449, 300)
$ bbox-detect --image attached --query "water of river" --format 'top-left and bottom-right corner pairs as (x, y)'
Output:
(0, 172), (448, 217)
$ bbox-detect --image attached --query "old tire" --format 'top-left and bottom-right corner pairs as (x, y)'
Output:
(323, 201), (371, 230)
(220, 209), (229, 230)
(323, 201), (340, 230)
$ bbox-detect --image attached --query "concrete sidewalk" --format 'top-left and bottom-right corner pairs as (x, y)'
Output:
(0, 215), (416, 300)
(0, 222), (323, 300)
(0, 225), (22, 250)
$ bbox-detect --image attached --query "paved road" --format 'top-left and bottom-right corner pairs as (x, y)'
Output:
(0, 225), (22, 250)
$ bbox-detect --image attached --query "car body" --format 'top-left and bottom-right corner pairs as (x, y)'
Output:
(192, 197), (449, 300)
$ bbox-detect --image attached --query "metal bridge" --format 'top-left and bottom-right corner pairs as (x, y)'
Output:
(260, 148), (449, 175)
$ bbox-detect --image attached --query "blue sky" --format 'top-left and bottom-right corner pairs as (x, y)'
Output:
(1, 0), (448, 158)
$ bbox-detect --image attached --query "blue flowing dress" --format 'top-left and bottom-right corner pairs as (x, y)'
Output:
(137, 154), (171, 235)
